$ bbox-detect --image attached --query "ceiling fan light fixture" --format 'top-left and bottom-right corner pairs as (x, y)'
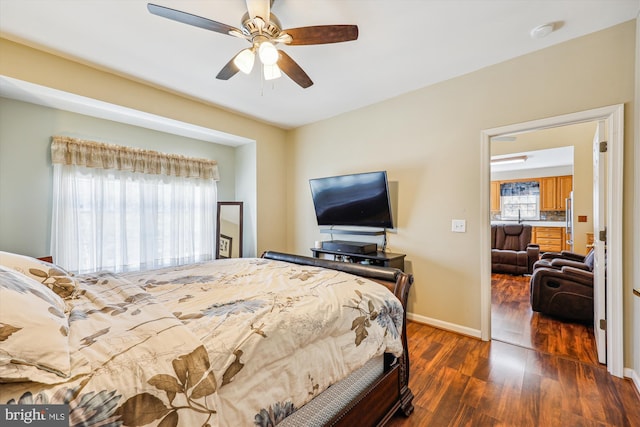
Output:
(258, 42), (279, 66)
(147, 2), (356, 89)
(263, 63), (282, 81)
(234, 48), (255, 74)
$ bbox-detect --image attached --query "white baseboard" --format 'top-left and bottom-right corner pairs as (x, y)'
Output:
(623, 367), (640, 397)
(407, 312), (482, 339)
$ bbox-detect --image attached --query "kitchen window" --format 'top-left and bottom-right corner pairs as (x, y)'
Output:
(500, 181), (540, 221)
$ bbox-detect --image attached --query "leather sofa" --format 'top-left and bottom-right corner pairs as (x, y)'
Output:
(529, 249), (595, 321)
(491, 224), (539, 275)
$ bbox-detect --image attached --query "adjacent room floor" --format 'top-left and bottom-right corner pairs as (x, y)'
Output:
(490, 273), (598, 365)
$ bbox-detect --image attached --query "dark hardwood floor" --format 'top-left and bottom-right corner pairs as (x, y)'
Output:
(491, 273), (598, 365)
(387, 274), (640, 426)
(387, 322), (640, 426)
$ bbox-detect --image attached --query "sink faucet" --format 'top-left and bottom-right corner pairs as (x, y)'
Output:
(518, 209), (522, 224)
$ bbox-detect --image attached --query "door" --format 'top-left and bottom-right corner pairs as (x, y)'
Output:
(592, 121), (607, 364)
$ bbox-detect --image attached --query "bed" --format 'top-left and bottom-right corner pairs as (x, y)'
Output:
(0, 250), (413, 426)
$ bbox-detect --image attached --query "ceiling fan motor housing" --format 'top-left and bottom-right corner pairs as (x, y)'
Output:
(241, 13), (282, 39)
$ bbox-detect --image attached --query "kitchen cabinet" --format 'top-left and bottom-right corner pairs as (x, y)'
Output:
(532, 226), (565, 252)
(539, 177), (557, 211)
(540, 175), (572, 211)
(557, 175), (573, 210)
(491, 181), (501, 211)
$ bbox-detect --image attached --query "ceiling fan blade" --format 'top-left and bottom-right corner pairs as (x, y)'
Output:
(147, 3), (241, 36)
(245, 0), (271, 21)
(283, 25), (358, 45)
(278, 50), (313, 88)
(216, 55), (241, 80)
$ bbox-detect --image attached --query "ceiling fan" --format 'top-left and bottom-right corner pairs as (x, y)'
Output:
(147, 0), (359, 89)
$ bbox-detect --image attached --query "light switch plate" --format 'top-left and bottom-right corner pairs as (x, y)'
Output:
(452, 219), (466, 233)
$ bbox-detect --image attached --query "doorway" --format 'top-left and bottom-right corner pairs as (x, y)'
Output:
(480, 104), (625, 377)
(488, 138), (599, 364)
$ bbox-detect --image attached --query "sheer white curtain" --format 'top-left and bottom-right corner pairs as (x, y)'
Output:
(50, 137), (219, 273)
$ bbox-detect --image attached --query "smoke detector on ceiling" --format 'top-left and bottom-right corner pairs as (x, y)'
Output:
(530, 23), (556, 39)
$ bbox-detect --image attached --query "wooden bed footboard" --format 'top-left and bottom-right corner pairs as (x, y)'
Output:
(261, 251), (414, 425)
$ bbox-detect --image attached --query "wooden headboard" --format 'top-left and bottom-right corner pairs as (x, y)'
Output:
(261, 251), (412, 309)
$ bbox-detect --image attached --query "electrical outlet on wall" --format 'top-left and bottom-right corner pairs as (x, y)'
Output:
(452, 219), (466, 233)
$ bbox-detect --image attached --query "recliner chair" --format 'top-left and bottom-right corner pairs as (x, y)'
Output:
(491, 224), (539, 275)
(529, 249), (595, 321)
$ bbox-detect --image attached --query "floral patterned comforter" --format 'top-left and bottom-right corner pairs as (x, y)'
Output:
(2, 258), (404, 426)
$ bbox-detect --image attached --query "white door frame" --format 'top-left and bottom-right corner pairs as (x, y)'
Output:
(480, 104), (624, 378)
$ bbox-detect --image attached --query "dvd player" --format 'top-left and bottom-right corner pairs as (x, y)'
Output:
(321, 240), (377, 254)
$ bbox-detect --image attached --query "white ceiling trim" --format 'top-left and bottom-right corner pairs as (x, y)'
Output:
(0, 75), (254, 147)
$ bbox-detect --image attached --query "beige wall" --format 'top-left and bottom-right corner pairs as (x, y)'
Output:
(491, 122), (597, 255)
(287, 21), (637, 367)
(0, 38), (289, 257)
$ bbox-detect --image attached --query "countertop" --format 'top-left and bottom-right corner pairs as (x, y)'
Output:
(491, 220), (566, 227)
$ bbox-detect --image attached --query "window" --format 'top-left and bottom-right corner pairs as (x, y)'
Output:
(500, 181), (540, 221)
(51, 137), (219, 273)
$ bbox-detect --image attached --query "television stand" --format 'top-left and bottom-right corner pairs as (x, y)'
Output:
(310, 248), (406, 271)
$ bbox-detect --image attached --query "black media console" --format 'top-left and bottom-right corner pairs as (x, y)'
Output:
(310, 248), (406, 271)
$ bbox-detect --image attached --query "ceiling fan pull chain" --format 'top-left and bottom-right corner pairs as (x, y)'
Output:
(260, 65), (265, 97)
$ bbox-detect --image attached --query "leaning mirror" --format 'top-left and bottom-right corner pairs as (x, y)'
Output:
(217, 201), (243, 259)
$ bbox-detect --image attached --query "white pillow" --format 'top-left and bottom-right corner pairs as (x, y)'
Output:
(0, 266), (72, 383)
(0, 251), (77, 299)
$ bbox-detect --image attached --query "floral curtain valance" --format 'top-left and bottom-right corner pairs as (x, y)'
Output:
(51, 136), (219, 180)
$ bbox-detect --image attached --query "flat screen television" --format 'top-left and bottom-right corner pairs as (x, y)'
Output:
(309, 171), (394, 228)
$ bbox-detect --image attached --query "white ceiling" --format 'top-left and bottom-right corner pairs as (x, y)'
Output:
(1, 1), (638, 130)
(491, 146), (574, 172)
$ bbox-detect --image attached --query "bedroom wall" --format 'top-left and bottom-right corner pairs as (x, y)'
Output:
(0, 97), (237, 257)
(235, 142), (257, 257)
(287, 21), (637, 366)
(0, 37), (288, 257)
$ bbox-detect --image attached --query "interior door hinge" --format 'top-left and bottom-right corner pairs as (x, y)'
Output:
(599, 229), (607, 242)
(599, 141), (608, 152)
(599, 319), (607, 330)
